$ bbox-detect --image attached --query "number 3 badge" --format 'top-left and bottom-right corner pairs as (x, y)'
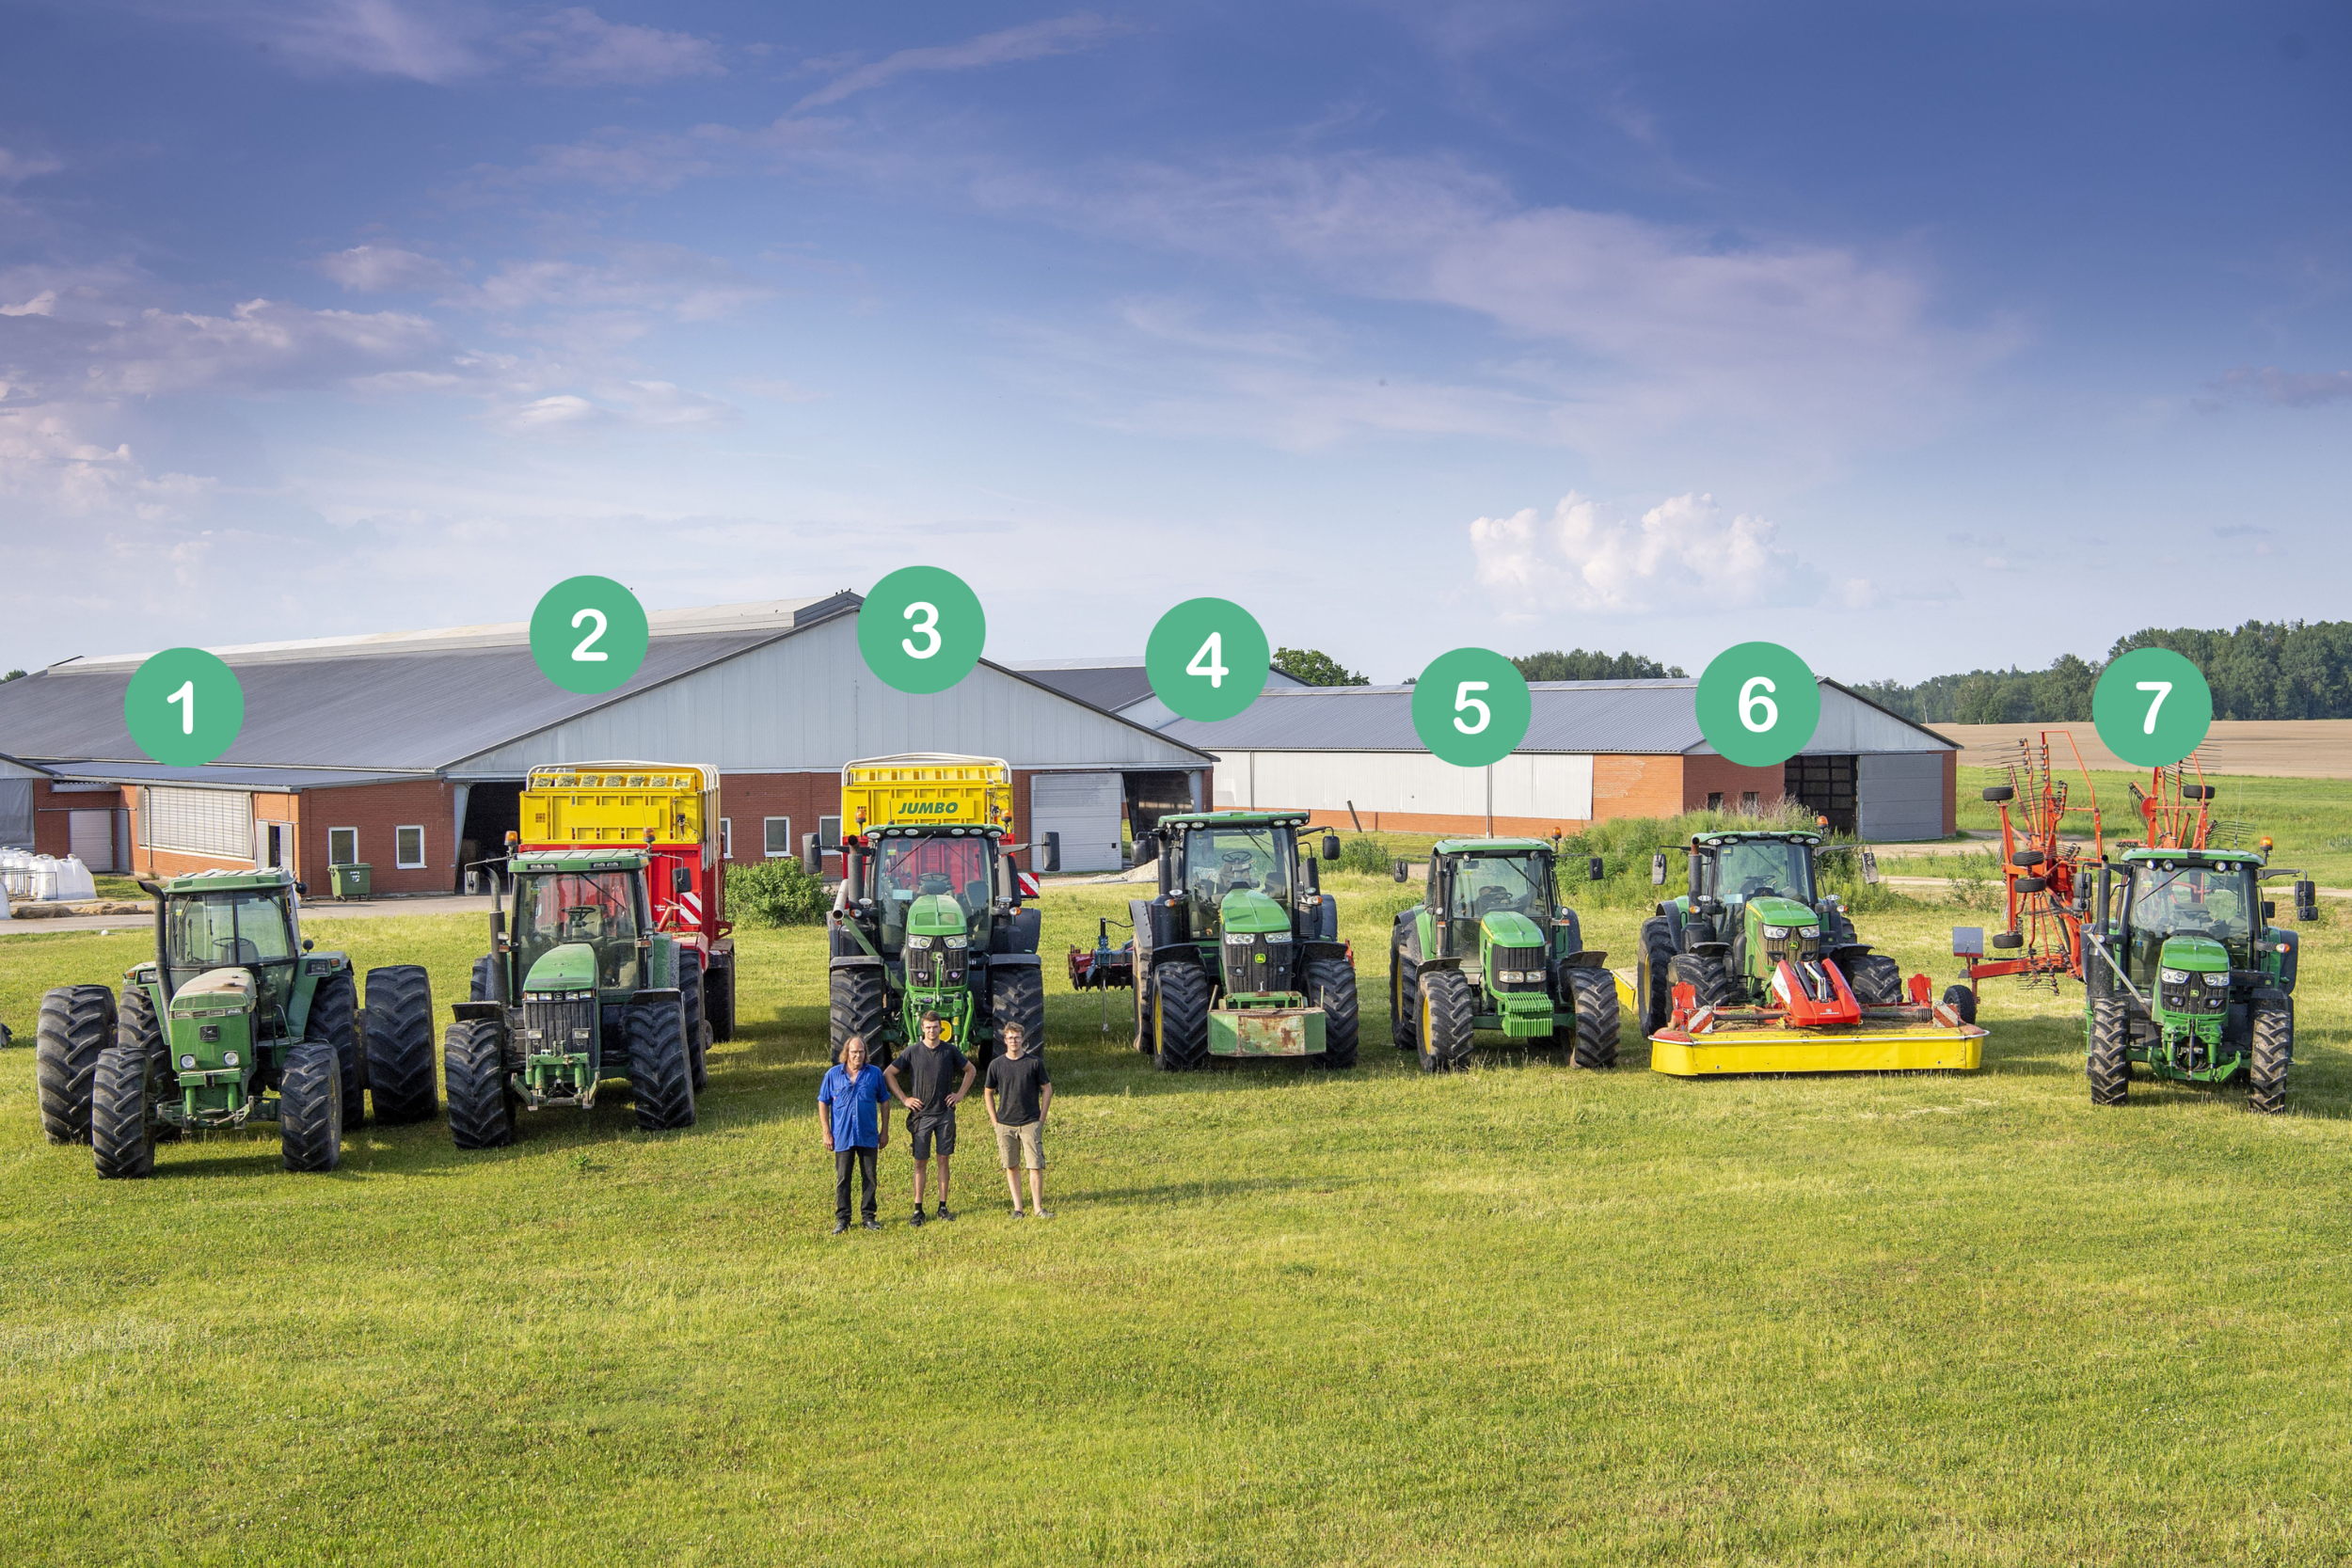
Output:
(857, 566), (987, 694)
(532, 576), (650, 694)
(1695, 641), (1820, 768)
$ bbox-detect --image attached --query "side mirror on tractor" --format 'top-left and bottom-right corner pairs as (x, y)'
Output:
(1392, 859), (1409, 883)
(1650, 853), (1668, 887)
(2296, 879), (2319, 921)
(1588, 856), (1605, 882)
(2263, 901), (2276, 921)
(1323, 833), (1341, 862)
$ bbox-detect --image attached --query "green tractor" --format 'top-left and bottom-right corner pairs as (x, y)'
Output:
(2080, 847), (2301, 1111)
(443, 847), (697, 1148)
(826, 823), (1046, 1067)
(1388, 838), (1617, 1072)
(1128, 811), (1358, 1071)
(34, 867), (437, 1178)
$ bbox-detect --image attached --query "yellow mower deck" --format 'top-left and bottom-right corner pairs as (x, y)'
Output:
(1611, 971), (1985, 1077)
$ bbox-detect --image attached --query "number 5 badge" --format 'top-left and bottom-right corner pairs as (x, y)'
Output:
(1695, 642), (1820, 768)
(1411, 648), (1531, 767)
(857, 566), (987, 694)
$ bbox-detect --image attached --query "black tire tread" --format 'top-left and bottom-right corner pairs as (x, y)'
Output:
(443, 1019), (515, 1149)
(707, 957), (736, 1042)
(1666, 953), (1733, 1010)
(626, 997), (696, 1132)
(1565, 967), (1619, 1069)
(90, 1042), (156, 1180)
(2089, 996), (2130, 1106)
(1418, 968), (1473, 1072)
(1848, 953), (1904, 1007)
(1152, 961), (1211, 1072)
(679, 949), (707, 1094)
(829, 966), (891, 1066)
(37, 985), (116, 1145)
(1305, 957), (1359, 1069)
(990, 965), (1047, 1064)
(363, 965), (438, 1124)
(469, 955), (496, 1004)
(1390, 937), (1419, 1051)
(1636, 919), (1677, 1037)
(2249, 991), (2292, 1115)
(304, 972), (363, 1132)
(278, 1038), (342, 1173)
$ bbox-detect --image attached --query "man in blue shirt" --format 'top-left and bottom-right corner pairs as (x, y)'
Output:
(818, 1035), (893, 1233)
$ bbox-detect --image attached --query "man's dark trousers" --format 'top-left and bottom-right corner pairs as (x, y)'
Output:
(835, 1146), (880, 1224)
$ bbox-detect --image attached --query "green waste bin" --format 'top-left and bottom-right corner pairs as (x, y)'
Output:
(330, 863), (372, 900)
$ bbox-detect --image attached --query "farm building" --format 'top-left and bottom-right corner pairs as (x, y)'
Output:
(1161, 678), (1958, 842)
(0, 596), (1214, 891)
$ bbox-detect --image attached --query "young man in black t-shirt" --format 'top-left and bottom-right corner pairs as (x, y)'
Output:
(883, 1012), (976, 1226)
(983, 1021), (1053, 1218)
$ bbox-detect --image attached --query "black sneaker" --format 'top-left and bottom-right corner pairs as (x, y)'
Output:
(934, 1204), (957, 1222)
(910, 1209), (927, 1227)
(862, 1218), (882, 1230)
(1010, 1207), (1025, 1218)
(832, 1220), (849, 1235)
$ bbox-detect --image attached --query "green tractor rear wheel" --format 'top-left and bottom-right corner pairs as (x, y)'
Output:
(36, 985), (115, 1145)
(1390, 944), (1418, 1052)
(363, 966), (438, 1124)
(829, 966), (890, 1067)
(90, 1043), (158, 1180)
(115, 984), (180, 1145)
(304, 973), (363, 1131)
(469, 955), (496, 1003)
(278, 1039), (343, 1173)
(1635, 919), (1677, 1037)
(1306, 957), (1358, 1069)
(443, 1020), (515, 1149)
(2088, 997), (2130, 1106)
(626, 996), (695, 1132)
(1564, 967), (1619, 1069)
(1152, 962), (1211, 1072)
(1416, 969), (1473, 1073)
(2249, 992), (2292, 1115)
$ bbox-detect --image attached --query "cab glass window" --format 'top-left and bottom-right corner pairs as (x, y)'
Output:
(2125, 862), (2255, 980)
(874, 836), (992, 945)
(514, 871), (643, 990)
(1183, 827), (1292, 936)
(1708, 840), (1814, 905)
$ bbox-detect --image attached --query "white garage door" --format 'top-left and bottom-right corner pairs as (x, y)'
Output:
(69, 811), (117, 873)
(1030, 772), (1123, 874)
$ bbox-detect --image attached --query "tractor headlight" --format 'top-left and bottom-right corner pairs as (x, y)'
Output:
(2202, 971), (2231, 989)
(222, 1052), (239, 1067)
(2161, 967), (2189, 985)
(1229, 932), (1256, 943)
(1799, 926), (1820, 939)
(1498, 970), (1524, 984)
(944, 935), (967, 949)
(906, 936), (931, 950)
(1763, 925), (1790, 940)
(179, 1054), (198, 1070)
(1264, 932), (1291, 943)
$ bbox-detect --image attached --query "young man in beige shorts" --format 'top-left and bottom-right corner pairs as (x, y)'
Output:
(983, 1021), (1052, 1217)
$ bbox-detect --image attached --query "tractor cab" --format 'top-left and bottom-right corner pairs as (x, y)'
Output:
(1176, 817), (1297, 943)
(510, 859), (650, 994)
(866, 828), (999, 955)
(2116, 853), (2259, 991)
(157, 873), (304, 1035)
(1423, 839), (1564, 973)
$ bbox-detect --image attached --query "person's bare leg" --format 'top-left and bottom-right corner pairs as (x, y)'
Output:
(912, 1158), (928, 1212)
(937, 1151), (952, 1209)
(1003, 1163), (1024, 1213)
(1026, 1165), (1045, 1213)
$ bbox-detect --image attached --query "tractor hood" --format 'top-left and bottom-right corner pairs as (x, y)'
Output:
(168, 967), (255, 1016)
(1744, 895), (1820, 933)
(1481, 910), (1545, 949)
(523, 942), (600, 994)
(1219, 887), (1293, 936)
(907, 892), (969, 940)
(2159, 934), (2230, 974)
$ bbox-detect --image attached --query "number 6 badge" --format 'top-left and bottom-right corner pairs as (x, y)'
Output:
(856, 566), (987, 694)
(531, 576), (651, 694)
(1695, 641), (1820, 768)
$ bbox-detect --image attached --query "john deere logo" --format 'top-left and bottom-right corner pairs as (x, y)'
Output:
(898, 802), (960, 816)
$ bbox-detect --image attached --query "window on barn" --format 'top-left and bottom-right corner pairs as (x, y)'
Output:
(328, 828), (358, 865)
(763, 816), (792, 858)
(719, 817), (732, 860)
(394, 826), (425, 869)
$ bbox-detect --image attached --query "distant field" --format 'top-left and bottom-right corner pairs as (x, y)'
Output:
(1936, 720), (2352, 779)
(5, 877), (2352, 1563)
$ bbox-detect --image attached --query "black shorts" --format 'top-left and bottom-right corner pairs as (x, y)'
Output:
(908, 1114), (957, 1160)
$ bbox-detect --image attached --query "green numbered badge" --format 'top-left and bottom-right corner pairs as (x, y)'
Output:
(1145, 598), (1269, 721)
(1411, 649), (1531, 768)
(124, 648), (245, 767)
(1696, 641), (1820, 767)
(2093, 647), (2212, 767)
(531, 576), (649, 694)
(858, 565), (986, 694)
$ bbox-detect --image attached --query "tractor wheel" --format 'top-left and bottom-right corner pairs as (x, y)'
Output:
(678, 950), (707, 1095)
(90, 1042), (158, 1180)
(1848, 954), (1904, 1006)
(1416, 969), (1473, 1072)
(1983, 785), (2014, 802)
(2014, 850), (2045, 868)
(116, 983), (179, 1145)
(362, 965), (437, 1125)
(1941, 985), (1978, 1025)
(1565, 967), (1619, 1069)
(1635, 919), (1677, 1037)
(469, 955), (496, 1003)
(707, 959), (737, 1043)
(2088, 996), (2130, 1106)
(1391, 941), (1419, 1052)
(2249, 990), (2292, 1115)
(828, 967), (891, 1066)
(626, 995), (696, 1132)
(1151, 962), (1211, 1072)
(2015, 876), (2047, 895)
(301, 972), (364, 1132)
(1666, 953), (1731, 1011)
(1132, 966), (1153, 1053)
(36, 985), (116, 1145)
(278, 1039), (343, 1174)
(990, 965), (1047, 1065)
(443, 1020), (515, 1150)
(1305, 957), (1359, 1069)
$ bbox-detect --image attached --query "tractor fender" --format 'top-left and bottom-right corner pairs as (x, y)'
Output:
(993, 906), (1042, 957)
(828, 954), (886, 973)
(1300, 940), (1351, 966)
(1560, 949), (1610, 970)
(987, 952), (1042, 971)
(1129, 898), (1161, 958)
(1415, 954), (1468, 974)
(630, 987), (684, 1007)
(451, 1000), (503, 1023)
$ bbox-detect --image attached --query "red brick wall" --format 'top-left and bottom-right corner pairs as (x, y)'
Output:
(1592, 755), (1682, 819)
(1680, 754), (1789, 815)
(297, 780), (459, 896)
(29, 779), (131, 861)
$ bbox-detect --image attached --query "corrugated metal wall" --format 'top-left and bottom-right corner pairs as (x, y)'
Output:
(1210, 751), (1597, 821)
(1029, 772), (1124, 873)
(1811, 689), (1955, 755)
(449, 616), (1208, 779)
(1856, 753), (1946, 842)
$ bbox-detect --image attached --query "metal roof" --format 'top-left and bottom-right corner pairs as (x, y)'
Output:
(1013, 663), (1158, 713)
(1163, 678), (1956, 756)
(40, 763), (430, 792)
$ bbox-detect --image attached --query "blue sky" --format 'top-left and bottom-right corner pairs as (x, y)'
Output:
(1, 1), (2345, 686)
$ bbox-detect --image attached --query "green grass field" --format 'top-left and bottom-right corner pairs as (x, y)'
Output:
(4, 878), (2350, 1565)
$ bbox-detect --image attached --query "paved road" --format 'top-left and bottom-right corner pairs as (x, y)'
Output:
(0, 894), (499, 937)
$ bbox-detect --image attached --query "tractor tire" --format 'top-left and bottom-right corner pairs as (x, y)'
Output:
(90, 1042), (158, 1180)
(2014, 850), (2045, 868)
(443, 1020), (515, 1150)
(278, 1039), (343, 1173)
(626, 996), (696, 1132)
(1983, 785), (2014, 802)
(1666, 953), (1732, 1011)
(469, 955), (496, 1004)
(1391, 942), (1420, 1052)
(1565, 967), (1619, 1069)
(1151, 961), (1211, 1073)
(707, 959), (736, 1043)
(1132, 966), (1153, 1053)
(1416, 968), (1474, 1072)
(678, 950), (708, 1095)
(1305, 957), (1359, 1069)
(828, 967), (891, 1067)
(990, 965), (1047, 1066)
(1991, 931), (2024, 950)
(2249, 990), (2293, 1115)
(1635, 918), (1677, 1037)
(36, 985), (116, 1145)
(362, 965), (437, 1125)
(301, 972), (363, 1132)
(2015, 876), (2047, 895)
(116, 983), (180, 1145)
(1848, 954), (1904, 1006)
(2088, 996), (2130, 1106)
(1942, 985), (1978, 1025)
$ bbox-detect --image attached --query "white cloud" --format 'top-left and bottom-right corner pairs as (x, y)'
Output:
(1469, 491), (1793, 612)
(2208, 365), (2352, 407)
(264, 0), (484, 83)
(317, 245), (459, 293)
(0, 149), (63, 182)
(167, 4), (722, 86)
(503, 8), (723, 86)
(798, 13), (1125, 108)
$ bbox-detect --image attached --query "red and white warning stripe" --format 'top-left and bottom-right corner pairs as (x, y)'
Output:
(1016, 871), (1041, 898)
